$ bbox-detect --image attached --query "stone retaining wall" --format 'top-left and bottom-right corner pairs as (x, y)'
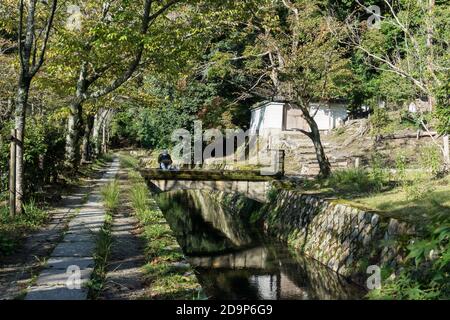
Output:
(261, 190), (414, 282)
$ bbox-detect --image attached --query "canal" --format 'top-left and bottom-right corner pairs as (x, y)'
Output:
(155, 190), (365, 300)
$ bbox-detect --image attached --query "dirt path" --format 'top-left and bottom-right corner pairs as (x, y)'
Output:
(99, 170), (147, 300)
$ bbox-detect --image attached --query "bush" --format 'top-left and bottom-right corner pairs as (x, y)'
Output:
(101, 181), (120, 213)
(327, 168), (386, 194)
(395, 151), (438, 201)
(370, 107), (390, 137)
(369, 215), (450, 300)
(24, 116), (66, 192)
(419, 145), (442, 177)
(0, 199), (48, 255)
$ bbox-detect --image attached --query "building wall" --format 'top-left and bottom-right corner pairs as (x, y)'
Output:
(249, 102), (285, 134)
(310, 103), (348, 131)
(285, 105), (307, 131)
(251, 102), (348, 135)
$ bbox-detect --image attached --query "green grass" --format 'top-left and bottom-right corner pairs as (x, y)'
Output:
(101, 180), (120, 213)
(325, 168), (388, 194)
(0, 199), (49, 256)
(120, 154), (203, 299)
(119, 153), (139, 169)
(88, 180), (118, 299)
(354, 175), (450, 225)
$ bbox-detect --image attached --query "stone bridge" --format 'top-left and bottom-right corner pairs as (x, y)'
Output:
(140, 169), (274, 203)
(146, 179), (270, 203)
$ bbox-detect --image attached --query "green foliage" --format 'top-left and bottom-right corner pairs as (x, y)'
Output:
(0, 199), (48, 255)
(369, 153), (390, 192)
(419, 145), (442, 177)
(395, 149), (441, 201)
(266, 186), (278, 203)
(0, 120), (13, 193)
(101, 181), (120, 213)
(326, 168), (387, 194)
(369, 216), (450, 300)
(370, 107), (391, 136)
(23, 116), (66, 192)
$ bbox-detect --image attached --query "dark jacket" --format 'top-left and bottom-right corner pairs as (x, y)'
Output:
(158, 153), (173, 165)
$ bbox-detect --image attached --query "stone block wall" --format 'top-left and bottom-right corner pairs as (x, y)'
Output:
(262, 190), (414, 282)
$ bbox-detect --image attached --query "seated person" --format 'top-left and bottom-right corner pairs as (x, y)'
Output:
(158, 150), (173, 170)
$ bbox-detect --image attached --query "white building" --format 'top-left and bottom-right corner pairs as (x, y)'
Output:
(249, 101), (348, 135)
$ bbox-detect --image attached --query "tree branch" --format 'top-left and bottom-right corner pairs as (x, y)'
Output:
(30, 0), (58, 77)
(86, 0), (181, 100)
(18, 0), (25, 69)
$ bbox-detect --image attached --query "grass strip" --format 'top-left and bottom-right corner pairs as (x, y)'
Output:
(88, 180), (119, 299)
(119, 153), (204, 300)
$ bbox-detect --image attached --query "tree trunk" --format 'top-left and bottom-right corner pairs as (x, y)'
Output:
(308, 118), (331, 178)
(444, 135), (450, 169)
(81, 114), (95, 162)
(102, 119), (107, 154)
(92, 112), (101, 157)
(14, 78), (30, 214)
(297, 101), (332, 178)
(65, 100), (84, 171)
(92, 109), (109, 157)
(65, 64), (88, 171)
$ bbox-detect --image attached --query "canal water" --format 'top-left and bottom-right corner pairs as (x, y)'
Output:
(155, 190), (365, 300)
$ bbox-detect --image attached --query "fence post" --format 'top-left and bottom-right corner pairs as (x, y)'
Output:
(9, 129), (16, 217)
(444, 135), (450, 168)
(278, 149), (285, 176)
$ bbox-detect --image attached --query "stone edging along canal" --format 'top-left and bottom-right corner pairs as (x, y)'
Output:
(258, 190), (415, 284)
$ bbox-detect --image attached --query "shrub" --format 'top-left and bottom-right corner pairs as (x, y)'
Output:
(0, 199), (48, 255)
(327, 168), (386, 194)
(370, 107), (390, 137)
(395, 152), (437, 201)
(419, 145), (442, 177)
(369, 215), (450, 300)
(266, 186), (278, 203)
(23, 116), (66, 192)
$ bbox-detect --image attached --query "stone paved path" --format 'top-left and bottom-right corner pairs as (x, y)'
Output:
(25, 159), (120, 300)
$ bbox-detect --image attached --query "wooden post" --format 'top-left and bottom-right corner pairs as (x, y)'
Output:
(444, 135), (450, 167)
(278, 149), (285, 176)
(9, 129), (16, 217)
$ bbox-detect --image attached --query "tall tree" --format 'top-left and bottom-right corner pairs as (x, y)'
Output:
(346, 0), (449, 166)
(14, 0), (57, 213)
(47, 0), (182, 171)
(202, 0), (353, 177)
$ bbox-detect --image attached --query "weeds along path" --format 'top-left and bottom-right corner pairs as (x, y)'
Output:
(97, 169), (147, 300)
(120, 154), (203, 300)
(24, 158), (120, 300)
(0, 159), (117, 300)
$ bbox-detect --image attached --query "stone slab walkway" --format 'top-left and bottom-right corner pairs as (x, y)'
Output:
(1, 164), (111, 299)
(25, 159), (120, 300)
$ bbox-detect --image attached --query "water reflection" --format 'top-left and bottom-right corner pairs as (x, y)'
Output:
(155, 190), (365, 300)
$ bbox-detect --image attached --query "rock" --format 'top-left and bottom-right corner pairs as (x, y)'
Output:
(371, 214), (380, 227)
